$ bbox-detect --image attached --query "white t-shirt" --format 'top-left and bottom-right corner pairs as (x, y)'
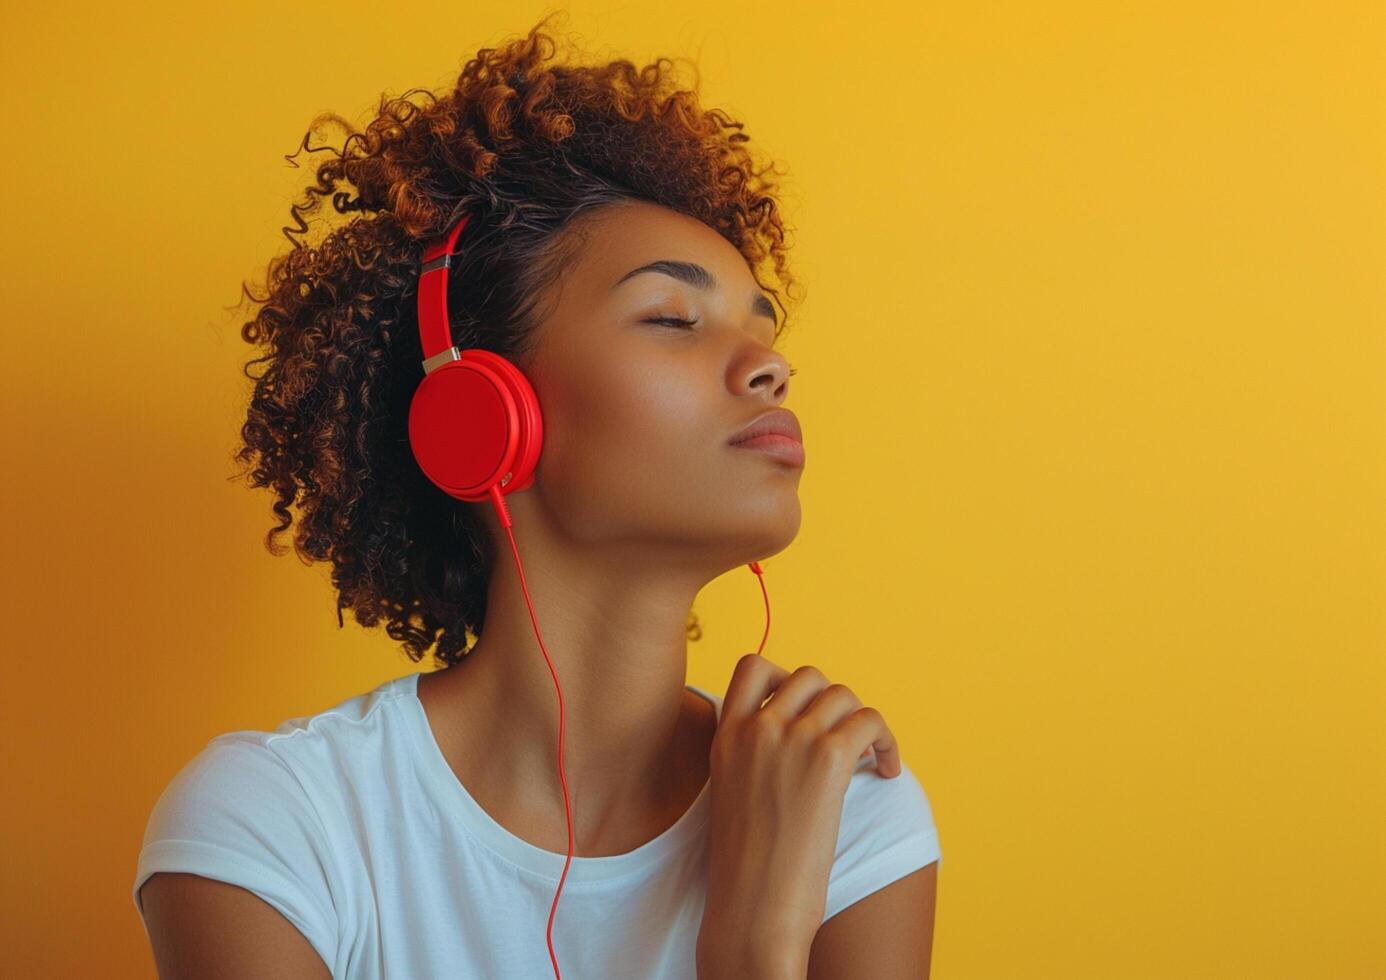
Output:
(133, 671), (941, 978)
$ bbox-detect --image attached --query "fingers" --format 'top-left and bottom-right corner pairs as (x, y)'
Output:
(720, 652), (792, 726)
(721, 655), (902, 778)
(831, 707), (901, 778)
(760, 665), (837, 721)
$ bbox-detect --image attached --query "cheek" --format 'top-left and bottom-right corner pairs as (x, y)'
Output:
(534, 356), (722, 532)
(560, 357), (711, 462)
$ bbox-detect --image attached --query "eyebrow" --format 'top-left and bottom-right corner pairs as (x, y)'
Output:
(612, 259), (779, 329)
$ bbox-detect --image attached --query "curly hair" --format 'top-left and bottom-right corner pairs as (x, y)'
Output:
(231, 11), (802, 670)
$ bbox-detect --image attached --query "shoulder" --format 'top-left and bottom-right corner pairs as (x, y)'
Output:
(141, 732), (325, 841)
(136, 674), (407, 860)
(690, 682), (943, 925)
(135, 732), (340, 912)
(133, 726), (355, 971)
(842, 752), (939, 832)
(823, 755), (942, 924)
(139, 676), (410, 848)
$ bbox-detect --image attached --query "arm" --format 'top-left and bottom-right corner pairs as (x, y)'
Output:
(696, 909), (814, 980)
(139, 872), (332, 980)
(805, 860), (937, 979)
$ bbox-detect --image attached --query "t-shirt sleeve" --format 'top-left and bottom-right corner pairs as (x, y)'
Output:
(821, 754), (942, 924)
(131, 733), (338, 973)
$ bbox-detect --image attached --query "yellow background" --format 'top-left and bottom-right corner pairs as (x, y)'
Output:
(3, 2), (1382, 977)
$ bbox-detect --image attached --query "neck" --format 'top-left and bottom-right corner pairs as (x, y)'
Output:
(425, 503), (726, 845)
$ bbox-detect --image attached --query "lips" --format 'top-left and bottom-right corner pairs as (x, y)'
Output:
(727, 408), (803, 447)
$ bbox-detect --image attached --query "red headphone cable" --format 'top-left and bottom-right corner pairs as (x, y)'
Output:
(487, 485), (770, 978)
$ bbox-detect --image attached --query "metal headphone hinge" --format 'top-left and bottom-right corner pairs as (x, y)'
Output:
(421, 346), (461, 375)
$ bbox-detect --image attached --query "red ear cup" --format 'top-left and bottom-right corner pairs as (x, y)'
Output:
(408, 350), (544, 502)
(462, 349), (544, 494)
(407, 211), (544, 504)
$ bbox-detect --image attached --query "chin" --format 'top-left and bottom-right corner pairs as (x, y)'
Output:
(741, 501), (802, 556)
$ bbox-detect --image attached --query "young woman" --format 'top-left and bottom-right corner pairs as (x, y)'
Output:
(133, 14), (940, 979)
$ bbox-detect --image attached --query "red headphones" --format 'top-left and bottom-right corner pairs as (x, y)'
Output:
(407, 213), (771, 978)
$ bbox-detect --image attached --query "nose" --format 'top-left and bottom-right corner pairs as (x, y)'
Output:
(735, 348), (792, 402)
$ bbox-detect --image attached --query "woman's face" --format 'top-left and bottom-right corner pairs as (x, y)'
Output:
(519, 200), (802, 569)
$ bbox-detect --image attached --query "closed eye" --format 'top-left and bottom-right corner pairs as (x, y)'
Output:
(643, 315), (797, 375)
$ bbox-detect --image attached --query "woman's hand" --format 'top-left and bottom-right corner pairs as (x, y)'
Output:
(696, 653), (902, 976)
